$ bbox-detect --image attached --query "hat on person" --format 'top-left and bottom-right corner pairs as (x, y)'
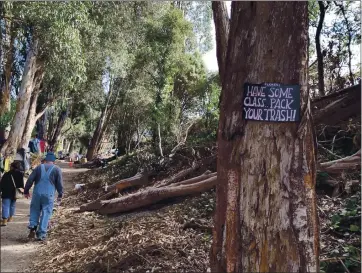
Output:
(44, 152), (56, 162)
(10, 161), (22, 171)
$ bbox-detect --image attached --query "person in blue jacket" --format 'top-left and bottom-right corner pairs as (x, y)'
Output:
(24, 152), (63, 241)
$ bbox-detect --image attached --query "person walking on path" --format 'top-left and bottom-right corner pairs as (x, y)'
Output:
(24, 152), (63, 241)
(0, 162), (24, 226)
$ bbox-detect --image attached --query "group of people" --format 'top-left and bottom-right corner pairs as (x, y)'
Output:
(0, 152), (63, 241)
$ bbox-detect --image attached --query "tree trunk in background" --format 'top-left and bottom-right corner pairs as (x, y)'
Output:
(211, 2), (319, 272)
(86, 81), (114, 160)
(37, 110), (48, 140)
(48, 106), (69, 151)
(0, 17), (16, 116)
(94, 86), (120, 155)
(68, 139), (74, 153)
(335, 2), (354, 85)
(1, 39), (41, 156)
(316, 1), (326, 96)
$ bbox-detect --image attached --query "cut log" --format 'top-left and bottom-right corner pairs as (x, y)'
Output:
(156, 155), (216, 187)
(105, 172), (148, 192)
(79, 191), (118, 212)
(172, 171), (216, 187)
(319, 149), (361, 173)
(97, 176), (217, 215)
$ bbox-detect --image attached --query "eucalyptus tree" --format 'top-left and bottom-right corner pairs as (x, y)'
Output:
(0, 2), (91, 156)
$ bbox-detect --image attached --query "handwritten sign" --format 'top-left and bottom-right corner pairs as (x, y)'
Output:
(243, 83), (300, 122)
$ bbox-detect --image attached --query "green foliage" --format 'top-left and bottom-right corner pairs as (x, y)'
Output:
(0, 100), (16, 129)
(2, 1), (219, 155)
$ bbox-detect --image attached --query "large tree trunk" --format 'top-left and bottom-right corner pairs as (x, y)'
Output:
(20, 71), (45, 149)
(0, 39), (40, 156)
(316, 1), (327, 96)
(211, 2), (319, 272)
(0, 16), (15, 116)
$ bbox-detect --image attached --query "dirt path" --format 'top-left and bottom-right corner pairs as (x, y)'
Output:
(0, 161), (87, 272)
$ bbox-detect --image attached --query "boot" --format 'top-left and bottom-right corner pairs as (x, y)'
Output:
(7, 216), (13, 222)
(28, 226), (37, 239)
(0, 219), (7, 226)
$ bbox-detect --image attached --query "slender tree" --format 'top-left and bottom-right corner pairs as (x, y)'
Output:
(211, 2), (319, 272)
(316, 1), (329, 96)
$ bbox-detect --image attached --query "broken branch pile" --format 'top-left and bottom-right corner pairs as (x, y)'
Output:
(80, 168), (217, 214)
(79, 147), (360, 214)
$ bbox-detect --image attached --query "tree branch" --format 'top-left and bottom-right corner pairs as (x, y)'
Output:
(212, 2), (229, 87)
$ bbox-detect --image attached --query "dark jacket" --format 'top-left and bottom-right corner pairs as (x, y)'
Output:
(0, 170), (24, 200)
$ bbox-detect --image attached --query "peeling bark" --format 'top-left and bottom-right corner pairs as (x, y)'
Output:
(211, 2), (319, 272)
(1, 39), (41, 156)
(20, 71), (45, 149)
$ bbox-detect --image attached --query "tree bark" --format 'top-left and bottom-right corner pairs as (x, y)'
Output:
(48, 105), (70, 151)
(0, 39), (40, 156)
(86, 79), (114, 160)
(211, 2), (229, 88)
(0, 16), (15, 116)
(316, 1), (327, 96)
(37, 110), (48, 140)
(20, 71), (45, 149)
(211, 2), (319, 272)
(97, 176), (217, 215)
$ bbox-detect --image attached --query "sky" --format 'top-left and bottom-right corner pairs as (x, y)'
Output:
(201, 3), (360, 74)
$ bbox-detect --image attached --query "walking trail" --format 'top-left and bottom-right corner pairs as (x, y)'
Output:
(0, 161), (87, 272)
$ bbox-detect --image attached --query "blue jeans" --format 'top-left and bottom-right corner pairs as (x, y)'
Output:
(28, 193), (54, 239)
(2, 198), (16, 219)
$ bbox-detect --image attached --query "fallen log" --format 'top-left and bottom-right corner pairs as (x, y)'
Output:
(319, 149), (361, 173)
(312, 84), (361, 126)
(97, 176), (217, 215)
(79, 191), (118, 212)
(155, 155), (216, 187)
(105, 172), (148, 192)
(172, 171), (216, 187)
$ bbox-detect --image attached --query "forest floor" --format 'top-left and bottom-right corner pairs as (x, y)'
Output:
(1, 155), (360, 272)
(0, 194), (37, 272)
(0, 162), (88, 273)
